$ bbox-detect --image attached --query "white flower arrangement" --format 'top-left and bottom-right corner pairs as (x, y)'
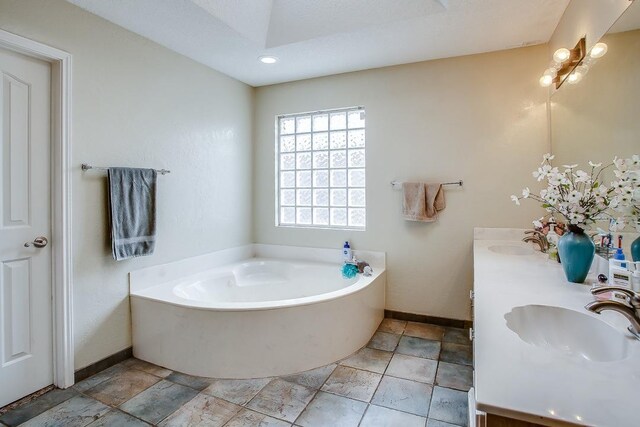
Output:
(609, 155), (640, 232)
(511, 154), (613, 230)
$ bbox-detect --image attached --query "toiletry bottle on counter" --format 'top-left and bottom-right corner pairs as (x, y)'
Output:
(632, 267), (640, 292)
(609, 259), (632, 287)
(614, 235), (626, 268)
(343, 241), (352, 262)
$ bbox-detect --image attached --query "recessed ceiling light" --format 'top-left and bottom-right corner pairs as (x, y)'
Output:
(259, 56), (278, 64)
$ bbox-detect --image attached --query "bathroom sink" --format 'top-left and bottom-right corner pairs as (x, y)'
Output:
(488, 245), (533, 255)
(505, 305), (632, 362)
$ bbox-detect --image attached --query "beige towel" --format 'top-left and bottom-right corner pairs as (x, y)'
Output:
(402, 182), (445, 222)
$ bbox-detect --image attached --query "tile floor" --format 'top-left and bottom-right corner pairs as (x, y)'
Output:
(0, 319), (472, 427)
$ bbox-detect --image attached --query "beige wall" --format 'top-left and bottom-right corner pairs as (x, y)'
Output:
(0, 0), (254, 369)
(254, 46), (550, 321)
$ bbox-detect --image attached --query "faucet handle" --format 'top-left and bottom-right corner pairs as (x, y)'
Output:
(591, 286), (636, 298)
(591, 286), (640, 307)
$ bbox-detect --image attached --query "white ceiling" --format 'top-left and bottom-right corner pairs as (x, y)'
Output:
(66, 0), (569, 87)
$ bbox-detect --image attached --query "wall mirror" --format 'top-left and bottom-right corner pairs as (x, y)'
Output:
(551, 1), (640, 169)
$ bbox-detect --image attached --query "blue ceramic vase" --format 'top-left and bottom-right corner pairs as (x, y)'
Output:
(557, 225), (595, 283)
(632, 235), (640, 262)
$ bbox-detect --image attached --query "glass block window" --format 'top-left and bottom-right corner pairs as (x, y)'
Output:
(276, 106), (366, 229)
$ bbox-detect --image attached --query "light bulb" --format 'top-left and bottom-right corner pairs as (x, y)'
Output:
(567, 71), (582, 84)
(539, 74), (553, 87)
(543, 68), (557, 78)
(553, 48), (571, 63)
(258, 55), (278, 64)
(589, 42), (608, 58)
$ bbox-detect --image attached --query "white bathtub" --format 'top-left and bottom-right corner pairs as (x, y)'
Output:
(129, 244), (386, 378)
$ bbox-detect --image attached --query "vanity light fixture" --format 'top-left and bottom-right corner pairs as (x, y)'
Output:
(589, 42), (608, 59)
(539, 37), (586, 89)
(553, 47), (571, 63)
(259, 55), (278, 64)
(568, 64), (588, 85)
(539, 74), (553, 87)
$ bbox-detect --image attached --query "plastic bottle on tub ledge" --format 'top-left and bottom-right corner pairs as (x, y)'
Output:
(343, 241), (352, 262)
(341, 241), (358, 279)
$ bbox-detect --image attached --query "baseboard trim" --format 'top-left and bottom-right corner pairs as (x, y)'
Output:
(385, 310), (472, 329)
(74, 347), (133, 383)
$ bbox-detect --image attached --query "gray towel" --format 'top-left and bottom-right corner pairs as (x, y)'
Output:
(108, 167), (157, 261)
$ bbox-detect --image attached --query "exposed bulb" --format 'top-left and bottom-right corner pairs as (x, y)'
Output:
(553, 48), (571, 63)
(567, 70), (583, 84)
(539, 74), (553, 87)
(589, 42), (608, 59)
(543, 68), (557, 78)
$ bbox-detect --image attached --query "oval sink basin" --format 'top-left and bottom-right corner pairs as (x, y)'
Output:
(488, 245), (533, 255)
(505, 305), (631, 362)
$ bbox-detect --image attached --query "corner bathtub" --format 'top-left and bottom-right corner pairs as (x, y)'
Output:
(129, 245), (386, 378)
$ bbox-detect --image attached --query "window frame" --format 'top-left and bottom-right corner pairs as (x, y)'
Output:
(275, 106), (366, 230)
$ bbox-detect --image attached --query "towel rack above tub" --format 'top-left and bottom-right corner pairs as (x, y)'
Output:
(391, 180), (462, 189)
(81, 163), (171, 175)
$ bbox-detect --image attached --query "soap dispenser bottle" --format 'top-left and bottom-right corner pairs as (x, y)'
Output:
(343, 241), (352, 262)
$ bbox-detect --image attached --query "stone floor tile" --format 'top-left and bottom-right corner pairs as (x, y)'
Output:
(165, 371), (213, 391)
(371, 376), (432, 417)
(246, 379), (316, 422)
(158, 393), (241, 427)
(225, 408), (291, 427)
(439, 343), (472, 366)
(396, 336), (441, 360)
(360, 404), (427, 427)
(280, 364), (336, 389)
(0, 388), (78, 427)
(377, 319), (407, 335)
(85, 369), (160, 406)
(20, 395), (110, 427)
(203, 378), (271, 405)
(428, 386), (468, 426)
(86, 409), (151, 426)
(442, 327), (470, 345)
(435, 362), (473, 391)
(339, 348), (392, 374)
(122, 358), (173, 378)
(426, 418), (459, 427)
(404, 323), (445, 341)
(321, 366), (382, 402)
(119, 380), (199, 425)
(295, 391), (366, 427)
(386, 354), (437, 384)
(73, 363), (129, 392)
(367, 332), (401, 352)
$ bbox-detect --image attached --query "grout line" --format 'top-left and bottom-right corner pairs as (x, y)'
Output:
(4, 322), (470, 427)
(75, 388), (154, 426)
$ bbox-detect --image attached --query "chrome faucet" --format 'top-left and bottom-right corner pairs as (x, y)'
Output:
(522, 230), (549, 252)
(585, 286), (640, 340)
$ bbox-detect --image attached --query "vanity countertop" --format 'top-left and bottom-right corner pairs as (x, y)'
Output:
(473, 228), (640, 427)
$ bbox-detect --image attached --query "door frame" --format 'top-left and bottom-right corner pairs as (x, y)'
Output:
(0, 29), (74, 388)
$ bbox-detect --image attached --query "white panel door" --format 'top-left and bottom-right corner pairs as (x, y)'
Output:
(0, 47), (52, 407)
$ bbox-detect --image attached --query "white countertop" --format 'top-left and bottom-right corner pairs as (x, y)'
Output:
(473, 228), (640, 427)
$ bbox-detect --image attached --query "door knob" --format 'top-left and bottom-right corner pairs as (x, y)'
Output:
(24, 237), (48, 248)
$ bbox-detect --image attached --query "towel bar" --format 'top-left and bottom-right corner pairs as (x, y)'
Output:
(81, 163), (171, 175)
(391, 180), (462, 189)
